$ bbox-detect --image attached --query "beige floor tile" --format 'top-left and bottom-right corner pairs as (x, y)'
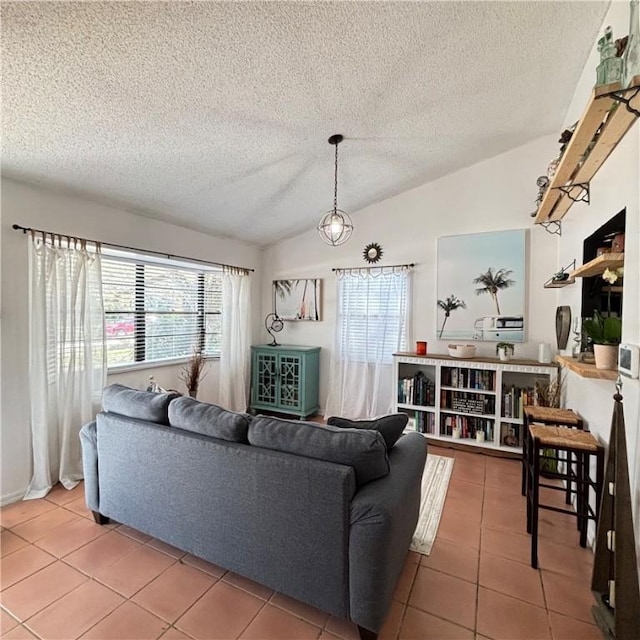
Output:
(159, 628), (194, 640)
(476, 587), (550, 640)
(11, 507), (79, 542)
(222, 571), (275, 601)
(0, 500), (56, 529)
(437, 509), (481, 549)
(175, 580), (264, 640)
(0, 545), (55, 590)
(409, 566), (476, 630)
(239, 603), (321, 639)
(0, 531), (29, 558)
(1, 607), (20, 633)
(80, 600), (169, 639)
(379, 599), (405, 640)
(27, 580), (125, 639)
(541, 571), (595, 624)
(479, 552), (545, 607)
(2, 624), (39, 639)
(1, 560), (87, 621)
(64, 529), (141, 576)
(44, 482), (86, 506)
(92, 544), (176, 597)
(548, 611), (603, 640)
(270, 592), (331, 628)
(393, 558), (419, 603)
(35, 515), (109, 558)
(420, 538), (479, 583)
(399, 605), (475, 639)
(133, 561), (216, 623)
(480, 525), (532, 566)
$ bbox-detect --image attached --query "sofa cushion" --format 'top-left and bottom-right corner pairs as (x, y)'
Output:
(326, 413), (408, 449)
(168, 396), (251, 442)
(102, 384), (179, 425)
(248, 416), (389, 486)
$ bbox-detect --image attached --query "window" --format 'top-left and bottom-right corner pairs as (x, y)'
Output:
(102, 255), (222, 368)
(336, 268), (410, 364)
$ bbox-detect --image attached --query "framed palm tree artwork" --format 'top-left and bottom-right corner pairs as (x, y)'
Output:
(436, 230), (527, 342)
(273, 279), (321, 321)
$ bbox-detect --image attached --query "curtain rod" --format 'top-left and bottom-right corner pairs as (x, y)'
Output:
(332, 263), (415, 272)
(11, 224), (255, 272)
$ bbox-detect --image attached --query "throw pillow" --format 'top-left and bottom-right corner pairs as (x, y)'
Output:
(102, 384), (180, 425)
(248, 415), (389, 486)
(168, 396), (251, 443)
(326, 413), (408, 450)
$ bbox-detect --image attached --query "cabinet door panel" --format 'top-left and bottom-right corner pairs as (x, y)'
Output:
(255, 352), (278, 406)
(278, 355), (302, 409)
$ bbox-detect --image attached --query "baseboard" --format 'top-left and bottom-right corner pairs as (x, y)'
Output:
(1, 487), (26, 507)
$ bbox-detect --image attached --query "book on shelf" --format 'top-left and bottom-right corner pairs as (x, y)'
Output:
(441, 389), (495, 415)
(441, 367), (495, 391)
(404, 410), (435, 434)
(441, 414), (494, 440)
(501, 384), (536, 419)
(500, 422), (522, 448)
(398, 371), (435, 407)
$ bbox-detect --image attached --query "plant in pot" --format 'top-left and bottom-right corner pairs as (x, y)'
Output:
(552, 270), (569, 283)
(496, 342), (515, 361)
(582, 309), (621, 370)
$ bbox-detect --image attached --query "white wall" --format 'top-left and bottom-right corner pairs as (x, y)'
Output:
(0, 178), (263, 504)
(555, 0), (640, 555)
(262, 136), (560, 412)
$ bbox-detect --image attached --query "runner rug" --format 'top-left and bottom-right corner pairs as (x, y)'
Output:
(410, 453), (455, 556)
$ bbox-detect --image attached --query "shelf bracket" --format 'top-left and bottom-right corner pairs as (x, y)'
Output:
(599, 85), (640, 118)
(551, 182), (590, 205)
(539, 221), (562, 236)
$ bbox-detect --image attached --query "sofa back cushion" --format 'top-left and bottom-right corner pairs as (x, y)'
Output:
(168, 396), (251, 442)
(326, 413), (408, 450)
(248, 416), (389, 486)
(102, 384), (179, 425)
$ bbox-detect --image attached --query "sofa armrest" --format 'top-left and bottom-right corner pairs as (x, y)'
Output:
(348, 432), (428, 632)
(79, 421), (99, 512)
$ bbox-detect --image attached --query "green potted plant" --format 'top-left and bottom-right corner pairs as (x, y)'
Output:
(496, 342), (515, 361)
(582, 309), (621, 370)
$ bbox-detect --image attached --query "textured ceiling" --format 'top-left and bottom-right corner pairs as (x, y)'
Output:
(2, 1), (609, 247)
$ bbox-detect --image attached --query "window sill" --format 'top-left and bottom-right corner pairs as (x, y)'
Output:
(108, 355), (219, 375)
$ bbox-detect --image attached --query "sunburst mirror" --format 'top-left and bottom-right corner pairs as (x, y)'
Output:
(363, 242), (383, 264)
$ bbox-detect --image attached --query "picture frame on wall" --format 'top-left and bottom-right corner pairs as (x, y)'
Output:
(273, 279), (321, 321)
(436, 229), (527, 342)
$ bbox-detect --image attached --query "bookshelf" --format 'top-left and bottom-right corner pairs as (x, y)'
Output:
(393, 353), (558, 454)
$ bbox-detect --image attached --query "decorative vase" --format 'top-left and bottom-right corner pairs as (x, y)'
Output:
(623, 0), (640, 87)
(498, 348), (510, 362)
(593, 344), (618, 370)
(597, 26), (623, 86)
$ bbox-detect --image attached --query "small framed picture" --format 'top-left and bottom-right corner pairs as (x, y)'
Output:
(273, 279), (321, 321)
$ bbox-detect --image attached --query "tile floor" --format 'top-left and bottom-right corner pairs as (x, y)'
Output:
(0, 446), (602, 640)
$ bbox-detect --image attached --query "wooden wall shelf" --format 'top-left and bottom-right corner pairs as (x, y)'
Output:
(543, 277), (576, 289)
(534, 76), (640, 225)
(556, 355), (618, 380)
(569, 253), (624, 278)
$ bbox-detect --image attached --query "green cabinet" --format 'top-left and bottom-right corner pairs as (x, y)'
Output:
(250, 345), (320, 418)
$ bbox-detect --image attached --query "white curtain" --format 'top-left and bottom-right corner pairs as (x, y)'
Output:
(26, 232), (106, 499)
(325, 266), (412, 419)
(219, 266), (252, 412)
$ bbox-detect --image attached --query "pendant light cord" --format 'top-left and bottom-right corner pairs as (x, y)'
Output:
(333, 141), (339, 213)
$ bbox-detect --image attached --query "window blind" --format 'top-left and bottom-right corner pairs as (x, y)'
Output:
(102, 256), (222, 368)
(336, 270), (409, 364)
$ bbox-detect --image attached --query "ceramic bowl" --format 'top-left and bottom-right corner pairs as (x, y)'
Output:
(447, 344), (477, 359)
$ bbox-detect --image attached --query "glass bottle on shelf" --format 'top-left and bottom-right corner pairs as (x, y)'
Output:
(597, 26), (623, 86)
(623, 0), (640, 87)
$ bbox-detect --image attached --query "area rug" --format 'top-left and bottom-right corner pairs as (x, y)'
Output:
(410, 453), (455, 556)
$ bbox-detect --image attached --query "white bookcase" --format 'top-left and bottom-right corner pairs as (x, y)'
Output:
(393, 353), (558, 454)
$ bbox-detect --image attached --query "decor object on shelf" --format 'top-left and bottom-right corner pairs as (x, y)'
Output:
(582, 310), (622, 370)
(264, 313), (284, 346)
(416, 341), (427, 356)
(437, 230), (526, 342)
(531, 175), (550, 217)
(544, 260), (576, 289)
(619, 343), (640, 379)
(317, 134), (353, 246)
(591, 382), (640, 639)
(179, 349), (208, 398)
(273, 279), (321, 321)
(555, 306), (572, 350)
(447, 344), (476, 359)
(538, 343), (552, 364)
(571, 317), (583, 359)
(496, 342), (515, 361)
(363, 242), (383, 264)
(611, 232), (625, 253)
(623, 0), (640, 87)
(436, 295), (467, 338)
(597, 26), (623, 86)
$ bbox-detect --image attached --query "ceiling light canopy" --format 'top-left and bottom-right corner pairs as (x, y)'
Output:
(318, 134), (353, 246)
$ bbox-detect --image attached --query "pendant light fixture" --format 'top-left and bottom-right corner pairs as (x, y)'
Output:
(317, 134), (353, 246)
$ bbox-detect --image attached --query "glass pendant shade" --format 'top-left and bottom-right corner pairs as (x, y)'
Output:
(317, 209), (354, 246)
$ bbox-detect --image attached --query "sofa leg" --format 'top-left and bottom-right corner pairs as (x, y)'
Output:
(357, 625), (377, 640)
(92, 511), (110, 525)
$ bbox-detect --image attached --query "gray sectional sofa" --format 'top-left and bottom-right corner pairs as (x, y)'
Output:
(80, 384), (428, 639)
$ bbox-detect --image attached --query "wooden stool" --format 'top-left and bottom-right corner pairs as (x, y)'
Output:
(525, 424), (604, 568)
(521, 406), (584, 502)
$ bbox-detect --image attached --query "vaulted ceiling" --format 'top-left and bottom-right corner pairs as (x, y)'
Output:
(2, 1), (609, 246)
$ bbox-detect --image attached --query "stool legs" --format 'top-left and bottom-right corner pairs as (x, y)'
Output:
(531, 438), (541, 569)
